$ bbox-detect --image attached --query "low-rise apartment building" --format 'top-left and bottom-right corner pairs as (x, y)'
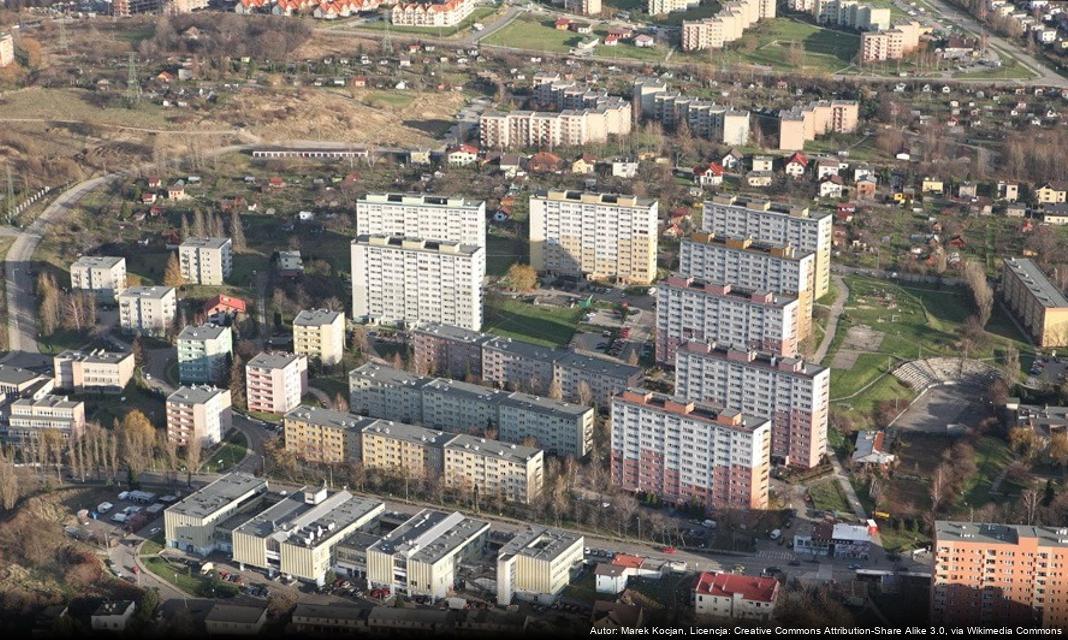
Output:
(118, 286), (177, 337)
(655, 276), (801, 364)
(177, 324), (233, 385)
(814, 0), (889, 31)
(245, 352), (308, 414)
(391, 0), (473, 27)
(231, 487), (384, 586)
(360, 419), (452, 480)
(632, 79), (750, 146)
(284, 405), (370, 464)
(164, 472), (270, 556)
(479, 101), (633, 150)
(351, 235), (484, 331)
(293, 309), (346, 367)
(564, 0), (601, 15)
(646, 0), (699, 15)
(777, 100), (860, 151)
(53, 349), (135, 393)
(179, 237), (233, 285)
(693, 571), (779, 621)
(700, 195), (833, 298)
(859, 21), (925, 62)
(610, 390), (771, 510)
(931, 521), (1068, 628)
(497, 526), (585, 605)
(674, 341), (829, 469)
(410, 322), (490, 379)
(680, 233), (817, 339)
(1001, 257), (1068, 347)
(166, 385), (233, 447)
(443, 434), (544, 504)
(529, 190), (658, 285)
(4, 395), (86, 448)
(348, 363), (426, 425)
(366, 509), (489, 600)
(355, 193), (486, 248)
(70, 256), (127, 301)
(681, 0), (776, 52)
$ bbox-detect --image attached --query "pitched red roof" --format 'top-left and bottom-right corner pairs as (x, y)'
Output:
(693, 572), (779, 603)
(203, 294), (247, 314)
(611, 553), (644, 570)
(787, 151), (808, 167)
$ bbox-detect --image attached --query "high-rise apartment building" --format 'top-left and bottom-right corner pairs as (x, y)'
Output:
(529, 191), (658, 286)
(674, 341), (829, 468)
(1001, 257), (1068, 348)
(931, 521), (1068, 628)
(177, 324), (233, 385)
(681, 0), (776, 52)
(859, 21), (925, 62)
(700, 195), (833, 298)
(355, 193), (486, 247)
(166, 385), (233, 447)
(610, 389), (771, 510)
(118, 286), (178, 337)
(70, 256), (127, 301)
(350, 235), (484, 331)
(679, 233), (817, 339)
(245, 352), (308, 415)
(564, 0), (601, 15)
(179, 237), (233, 285)
(655, 276), (800, 364)
(646, 0), (700, 15)
(293, 309), (346, 367)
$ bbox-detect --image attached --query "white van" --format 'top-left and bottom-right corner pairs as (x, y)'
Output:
(111, 513), (127, 523)
(97, 502), (114, 514)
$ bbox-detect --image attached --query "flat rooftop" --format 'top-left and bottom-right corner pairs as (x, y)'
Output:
(370, 509), (489, 566)
(119, 286), (175, 301)
(349, 363), (427, 389)
(235, 489), (383, 549)
(498, 526), (583, 563)
(361, 419), (453, 447)
(181, 237), (231, 250)
(1003, 257), (1068, 309)
(168, 385), (229, 405)
(936, 521), (1068, 548)
(683, 233), (814, 262)
(360, 193), (483, 209)
(284, 405), (373, 431)
(535, 190), (655, 208)
(678, 341), (825, 377)
(294, 308), (343, 327)
(167, 473), (267, 520)
(247, 352), (303, 370)
(354, 235), (481, 257)
(411, 322), (490, 346)
(444, 433), (541, 465)
(177, 324), (230, 341)
(660, 275), (797, 308)
(0, 364), (46, 386)
(71, 256), (124, 269)
(705, 195), (832, 223)
(616, 389), (769, 433)
(56, 349), (133, 365)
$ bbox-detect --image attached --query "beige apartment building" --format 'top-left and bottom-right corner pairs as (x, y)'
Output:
(53, 349), (135, 393)
(680, 233), (817, 339)
(859, 21), (925, 62)
(0, 33), (13, 68)
(70, 256), (127, 301)
(283, 405), (369, 464)
(166, 385), (233, 447)
(293, 309), (346, 367)
(646, 0), (699, 16)
(359, 419), (452, 480)
(496, 527), (584, 606)
(564, 0), (601, 14)
(479, 102), (632, 150)
(391, 0), (473, 27)
(118, 286), (177, 337)
(442, 434), (544, 504)
(366, 509), (489, 600)
(932, 521), (1068, 628)
(1001, 257), (1068, 348)
(4, 395), (86, 449)
(355, 193), (486, 248)
(700, 196), (834, 298)
(231, 487), (384, 586)
(164, 473), (270, 556)
(179, 237), (233, 285)
(529, 190), (658, 285)
(245, 352), (308, 414)
(777, 100), (860, 151)
(681, 0), (776, 52)
(634, 84), (751, 145)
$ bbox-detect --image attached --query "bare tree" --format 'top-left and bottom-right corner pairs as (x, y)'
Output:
(962, 260), (993, 327)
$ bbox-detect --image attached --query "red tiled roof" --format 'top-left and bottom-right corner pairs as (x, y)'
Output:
(788, 151), (808, 166)
(693, 572), (778, 603)
(203, 294), (247, 314)
(611, 553), (644, 569)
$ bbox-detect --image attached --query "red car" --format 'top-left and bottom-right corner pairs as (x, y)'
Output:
(662, 546), (677, 554)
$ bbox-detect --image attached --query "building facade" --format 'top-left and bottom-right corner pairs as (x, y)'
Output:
(1001, 257), (1068, 348)
(166, 385), (233, 447)
(293, 309), (346, 367)
(693, 571), (779, 621)
(53, 349), (135, 393)
(4, 396), (86, 448)
(391, 0), (474, 27)
(245, 352), (308, 414)
(179, 237), (233, 285)
(70, 256), (127, 301)
(777, 100), (860, 151)
(479, 102), (632, 150)
(284, 405), (369, 464)
(497, 527), (584, 605)
(177, 324), (233, 385)
(681, 0), (777, 52)
(118, 286), (177, 337)
(355, 193), (486, 248)
(164, 472), (269, 556)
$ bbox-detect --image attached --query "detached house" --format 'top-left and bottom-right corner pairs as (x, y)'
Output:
(694, 163), (724, 188)
(1036, 181), (1067, 204)
(447, 144), (479, 167)
(784, 152), (808, 179)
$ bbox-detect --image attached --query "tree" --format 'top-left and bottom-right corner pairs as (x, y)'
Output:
(37, 272), (60, 336)
(0, 447), (19, 510)
(1049, 433), (1068, 474)
(501, 263), (538, 292)
(180, 214), (190, 241)
(229, 211), (247, 251)
(163, 252), (185, 287)
(961, 259), (993, 327)
(547, 378), (563, 400)
(229, 355), (246, 410)
(192, 209), (206, 237)
(120, 410), (156, 479)
(184, 438), (202, 485)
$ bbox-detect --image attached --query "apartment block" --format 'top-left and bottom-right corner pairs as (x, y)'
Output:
(777, 100), (860, 151)
(355, 193), (486, 247)
(351, 235), (484, 331)
(166, 385), (233, 447)
(231, 487), (384, 586)
(700, 195), (834, 298)
(391, 0), (473, 27)
(284, 405), (370, 464)
(4, 396), (86, 448)
(1001, 258), (1068, 348)
(693, 572), (779, 621)
(655, 276), (801, 364)
(497, 527), (585, 606)
(529, 190), (658, 285)
(680, 233), (817, 338)
(70, 256), (127, 301)
(118, 286), (177, 337)
(367, 510), (489, 600)
(931, 521), (1068, 628)
(349, 363), (595, 458)
(564, 0), (601, 15)
(479, 102), (632, 150)
(179, 237), (233, 285)
(245, 352), (308, 414)
(674, 341), (829, 469)
(410, 322), (490, 379)
(359, 419), (452, 480)
(610, 390), (771, 510)
(813, 0), (890, 31)
(177, 324), (233, 385)
(164, 473), (269, 556)
(53, 349), (135, 393)
(646, 0), (699, 15)
(641, 90), (751, 146)
(443, 434), (544, 504)
(293, 309), (346, 367)
(0, 33), (13, 68)
(859, 21), (925, 62)
(681, 0), (776, 52)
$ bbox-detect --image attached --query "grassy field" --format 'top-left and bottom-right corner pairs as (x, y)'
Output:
(482, 17), (669, 63)
(351, 6), (499, 37)
(483, 295), (581, 348)
(486, 230), (528, 277)
(201, 430), (248, 473)
(0, 87), (177, 129)
(684, 17), (859, 74)
(808, 479), (852, 514)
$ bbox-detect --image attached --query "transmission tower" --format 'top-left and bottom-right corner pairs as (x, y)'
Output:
(5, 165), (15, 225)
(126, 52), (141, 105)
(382, 20), (393, 55)
(58, 19), (69, 54)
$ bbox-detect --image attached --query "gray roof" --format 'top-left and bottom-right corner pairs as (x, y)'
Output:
(615, 389), (770, 433)
(294, 308), (343, 327)
(360, 419), (453, 447)
(353, 235), (481, 257)
(293, 602), (369, 623)
(181, 237), (232, 250)
(119, 286), (175, 301)
(555, 350), (641, 381)
(284, 405), (372, 431)
(177, 324), (230, 341)
(349, 363), (427, 389)
(11, 395), (82, 411)
(247, 352), (304, 370)
(72, 255), (124, 269)
(204, 603), (266, 625)
(677, 341), (826, 378)
(167, 385), (229, 406)
(369, 509), (489, 566)
(444, 433), (542, 465)
(235, 489), (383, 549)
(359, 193), (483, 209)
(1003, 257), (1068, 308)
(412, 322), (490, 346)
(483, 335), (557, 362)
(167, 473), (267, 519)
(936, 521), (1068, 548)
(498, 526), (583, 563)
(55, 349), (133, 365)
(0, 364), (45, 386)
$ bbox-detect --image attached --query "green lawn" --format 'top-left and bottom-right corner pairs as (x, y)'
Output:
(364, 91), (416, 109)
(140, 532), (165, 557)
(808, 479), (851, 514)
(684, 17), (859, 74)
(482, 17), (669, 62)
(142, 556), (238, 598)
(201, 430), (248, 473)
(483, 295), (581, 348)
(486, 231), (528, 277)
(351, 6), (499, 37)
